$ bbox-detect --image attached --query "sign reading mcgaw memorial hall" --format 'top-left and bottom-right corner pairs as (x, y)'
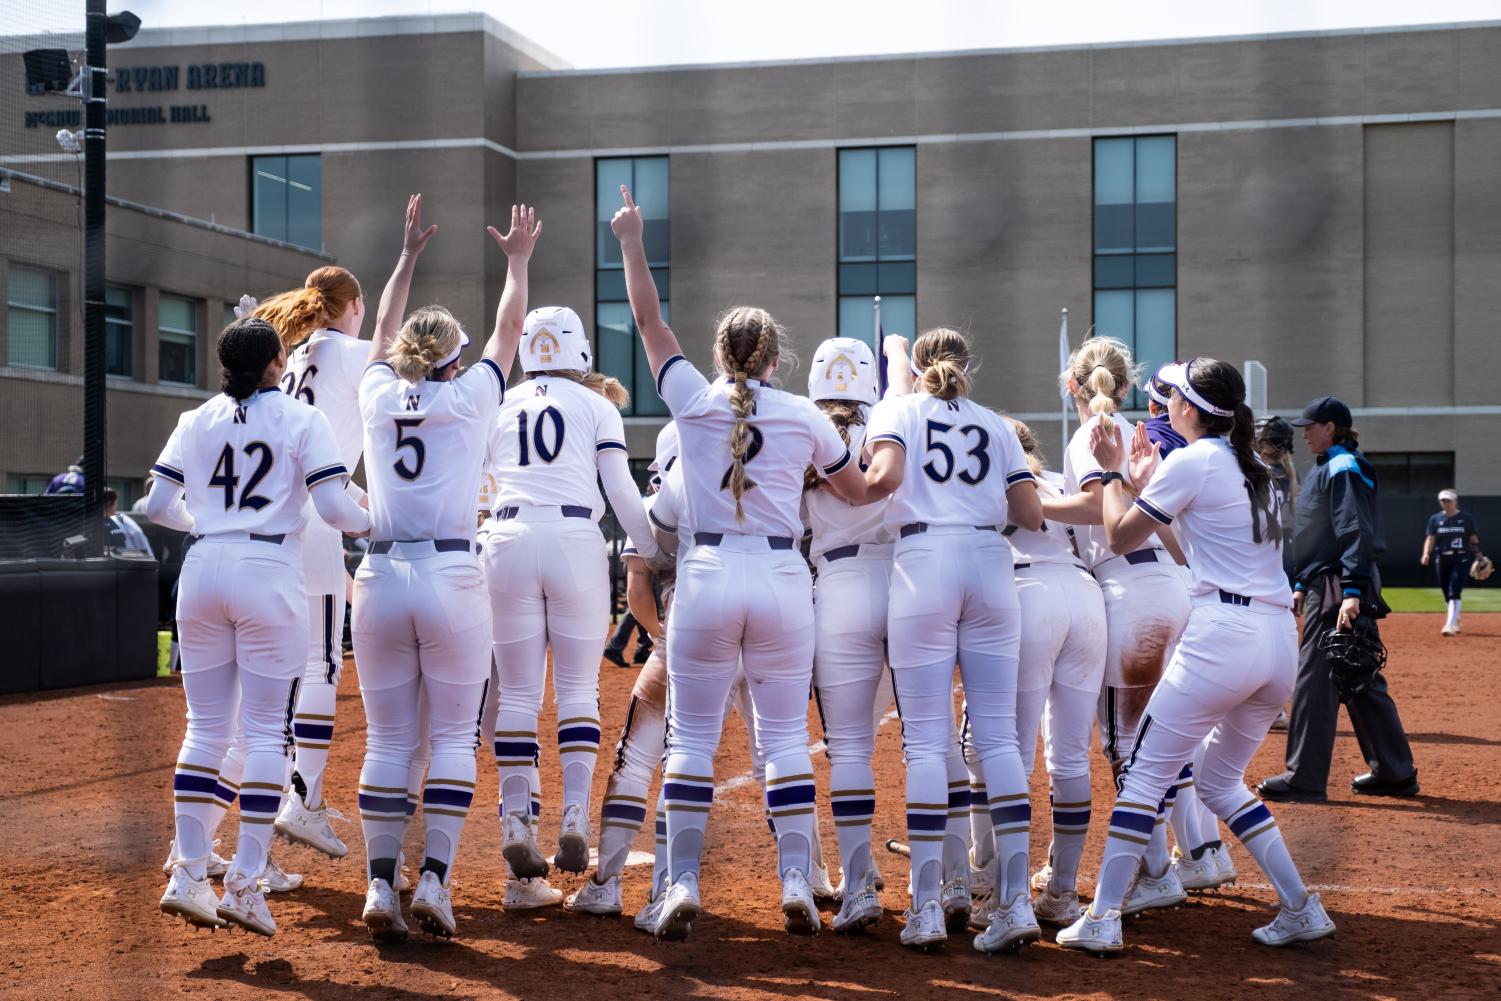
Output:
(22, 63), (267, 129)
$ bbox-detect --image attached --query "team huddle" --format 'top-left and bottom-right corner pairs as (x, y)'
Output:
(150, 189), (1336, 956)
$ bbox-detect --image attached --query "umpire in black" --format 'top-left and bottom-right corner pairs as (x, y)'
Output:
(1258, 396), (1418, 801)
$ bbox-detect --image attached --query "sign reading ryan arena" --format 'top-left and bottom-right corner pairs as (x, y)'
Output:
(22, 62), (266, 129)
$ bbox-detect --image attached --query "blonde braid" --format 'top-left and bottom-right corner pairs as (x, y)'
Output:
(727, 310), (772, 520)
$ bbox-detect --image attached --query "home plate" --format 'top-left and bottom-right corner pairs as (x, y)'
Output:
(549, 849), (656, 867)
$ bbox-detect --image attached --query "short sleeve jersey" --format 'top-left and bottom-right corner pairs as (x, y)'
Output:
(864, 392), (1033, 532)
(487, 375), (628, 518)
(1006, 470), (1078, 566)
(655, 356), (851, 541)
(152, 388), (348, 537)
(359, 359), (505, 543)
(1427, 510), (1478, 555)
(285, 330), (370, 471)
(804, 414), (893, 560)
(1063, 413), (1164, 570)
(1133, 436), (1291, 607)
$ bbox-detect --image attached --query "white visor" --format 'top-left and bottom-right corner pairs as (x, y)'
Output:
(436, 331), (470, 370)
(1438, 489), (1458, 502)
(1145, 364), (1174, 406)
(1157, 360), (1234, 418)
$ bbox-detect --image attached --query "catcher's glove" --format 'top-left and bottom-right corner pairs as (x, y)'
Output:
(1471, 554), (1494, 581)
(1319, 614), (1387, 700)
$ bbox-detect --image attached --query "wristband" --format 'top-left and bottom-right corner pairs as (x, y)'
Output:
(1099, 471), (1128, 486)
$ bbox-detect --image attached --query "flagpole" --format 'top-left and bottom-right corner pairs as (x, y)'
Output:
(1059, 307), (1070, 460)
(874, 295), (886, 396)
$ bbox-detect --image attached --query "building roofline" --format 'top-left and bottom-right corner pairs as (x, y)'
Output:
(5, 13), (570, 70)
(518, 18), (1501, 78)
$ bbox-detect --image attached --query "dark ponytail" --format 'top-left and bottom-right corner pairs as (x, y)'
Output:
(1186, 359), (1282, 548)
(218, 317), (283, 401)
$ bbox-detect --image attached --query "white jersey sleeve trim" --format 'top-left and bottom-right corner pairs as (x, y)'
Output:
(150, 462), (185, 485)
(596, 440), (628, 453)
(655, 354), (687, 394)
(1006, 469), (1036, 485)
(868, 431), (906, 450)
(474, 358), (506, 405)
(304, 463), (350, 489)
(822, 449), (853, 475)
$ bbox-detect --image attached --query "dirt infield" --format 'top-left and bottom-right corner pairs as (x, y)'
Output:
(2, 612), (1498, 1000)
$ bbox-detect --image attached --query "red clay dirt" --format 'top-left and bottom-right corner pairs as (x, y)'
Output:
(1, 612), (1498, 1000)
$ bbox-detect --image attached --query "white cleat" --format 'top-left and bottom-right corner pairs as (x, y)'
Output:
(502, 811), (549, 880)
(566, 875), (623, 916)
(1171, 851), (1220, 892)
(1212, 845), (1238, 888)
(808, 857), (837, 903)
(652, 873), (702, 942)
(1253, 892), (1335, 947)
(967, 859), (996, 930)
(1057, 907), (1124, 954)
(831, 876), (882, 934)
(362, 878), (408, 943)
(941, 875), (972, 933)
(394, 861), (412, 894)
(274, 798), (349, 859)
(1122, 864), (1187, 917)
(556, 803), (591, 875)
(1033, 883), (1083, 926)
(504, 876), (564, 911)
(259, 857), (304, 893)
(1029, 863), (1053, 895)
(160, 865), (227, 929)
(217, 874), (276, 937)
(162, 840), (227, 880)
(781, 868), (820, 936)
(974, 893), (1042, 954)
(633, 890), (664, 933)
(411, 870), (457, 938)
(900, 898), (948, 950)
(1441, 623), (1458, 637)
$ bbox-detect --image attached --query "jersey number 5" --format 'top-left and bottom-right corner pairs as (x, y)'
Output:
(393, 418), (426, 481)
(922, 420), (990, 484)
(210, 442), (274, 511)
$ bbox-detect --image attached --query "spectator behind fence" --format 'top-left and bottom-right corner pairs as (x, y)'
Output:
(45, 457), (84, 495)
(104, 488), (153, 557)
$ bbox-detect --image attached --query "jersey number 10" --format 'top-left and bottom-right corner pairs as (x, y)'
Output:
(517, 406), (566, 467)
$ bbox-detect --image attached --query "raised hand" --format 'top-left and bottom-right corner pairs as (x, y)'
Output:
(883, 334), (911, 359)
(1127, 420), (1160, 491)
(611, 185), (644, 243)
(403, 193), (438, 257)
(487, 203), (543, 261)
(1089, 418), (1125, 471)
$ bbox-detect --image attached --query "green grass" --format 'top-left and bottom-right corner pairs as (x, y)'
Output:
(1382, 587), (1501, 613)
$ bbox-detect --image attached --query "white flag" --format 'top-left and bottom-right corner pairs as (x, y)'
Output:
(1058, 309), (1070, 401)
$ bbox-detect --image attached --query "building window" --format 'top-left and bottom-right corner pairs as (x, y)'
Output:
(4, 473), (56, 495)
(158, 294), (198, 386)
(595, 156), (669, 418)
(250, 154), (321, 249)
(1366, 452), (1455, 497)
(7, 264), (59, 369)
(105, 284), (134, 378)
(838, 146), (915, 345)
(1093, 135), (1176, 407)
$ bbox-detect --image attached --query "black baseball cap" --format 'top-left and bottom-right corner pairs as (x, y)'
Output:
(1291, 395), (1352, 428)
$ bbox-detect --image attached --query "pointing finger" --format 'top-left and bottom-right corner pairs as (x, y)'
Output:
(620, 185), (636, 210)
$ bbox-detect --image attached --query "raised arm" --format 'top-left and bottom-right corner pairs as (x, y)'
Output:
(610, 185), (682, 375)
(368, 194), (438, 365)
(883, 335), (913, 398)
(484, 203), (543, 372)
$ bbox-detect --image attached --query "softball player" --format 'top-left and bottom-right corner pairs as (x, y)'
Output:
(965, 419), (1106, 931)
(610, 186), (868, 941)
(1422, 489), (1481, 635)
(862, 327), (1043, 952)
(1043, 338), (1192, 913)
(804, 335), (897, 934)
(483, 304), (659, 895)
(153, 317), (371, 936)
(352, 198), (534, 942)
(251, 266), (370, 858)
(1058, 358), (1334, 953)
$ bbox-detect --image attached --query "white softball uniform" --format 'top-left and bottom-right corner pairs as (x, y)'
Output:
(152, 387), (365, 884)
(864, 390), (1037, 905)
(1061, 416), (1189, 770)
(482, 375), (656, 829)
(1008, 471), (1107, 896)
(1094, 435), (1312, 916)
(807, 416), (893, 887)
(351, 359), (504, 881)
(654, 355), (851, 887)
(282, 328), (370, 808)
